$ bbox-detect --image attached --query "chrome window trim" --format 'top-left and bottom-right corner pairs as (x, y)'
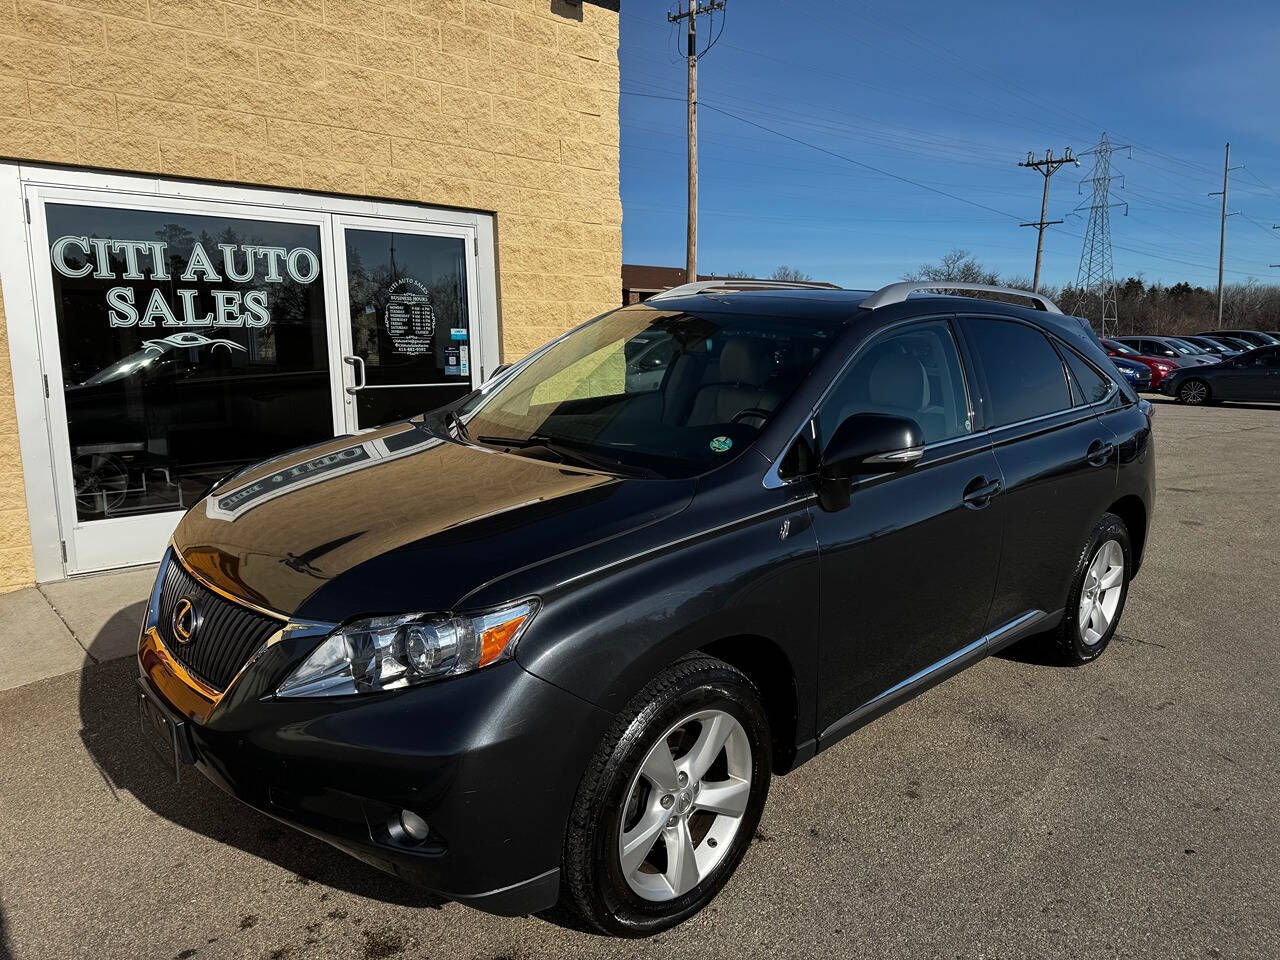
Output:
(764, 376), (1119, 488)
(763, 313), (978, 490)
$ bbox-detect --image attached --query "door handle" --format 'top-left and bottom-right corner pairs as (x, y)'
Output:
(962, 476), (1001, 508)
(343, 355), (366, 395)
(1086, 439), (1115, 467)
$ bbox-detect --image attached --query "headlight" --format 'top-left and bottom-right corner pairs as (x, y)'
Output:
(276, 600), (538, 698)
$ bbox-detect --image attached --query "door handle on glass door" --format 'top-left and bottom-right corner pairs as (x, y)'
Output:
(343, 356), (366, 395)
(1086, 439), (1115, 466)
(962, 476), (1001, 508)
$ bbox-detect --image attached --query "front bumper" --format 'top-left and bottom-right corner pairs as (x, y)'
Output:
(137, 567), (612, 916)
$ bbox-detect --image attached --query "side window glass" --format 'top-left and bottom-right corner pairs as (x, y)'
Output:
(964, 318), (1072, 427)
(1062, 347), (1111, 405)
(815, 320), (972, 448)
(1248, 348), (1279, 368)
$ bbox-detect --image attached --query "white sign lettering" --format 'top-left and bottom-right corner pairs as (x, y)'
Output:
(51, 235), (319, 329)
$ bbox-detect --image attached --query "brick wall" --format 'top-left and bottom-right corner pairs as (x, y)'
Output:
(0, 0), (621, 589)
(0, 279), (36, 591)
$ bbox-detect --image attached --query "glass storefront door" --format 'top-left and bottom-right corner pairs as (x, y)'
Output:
(334, 217), (481, 431)
(23, 179), (492, 575)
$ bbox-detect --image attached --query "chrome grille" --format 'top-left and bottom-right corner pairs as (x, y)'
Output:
(157, 555), (283, 691)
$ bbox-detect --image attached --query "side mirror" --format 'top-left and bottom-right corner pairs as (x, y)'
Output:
(816, 413), (924, 511)
(820, 412), (925, 479)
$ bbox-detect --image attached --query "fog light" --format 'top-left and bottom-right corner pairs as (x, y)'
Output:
(399, 809), (430, 841)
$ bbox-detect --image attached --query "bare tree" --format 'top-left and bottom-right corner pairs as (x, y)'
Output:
(903, 249), (1000, 286)
(770, 265), (813, 282)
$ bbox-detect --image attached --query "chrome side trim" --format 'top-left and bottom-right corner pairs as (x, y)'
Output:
(817, 609), (1048, 746)
(864, 636), (987, 710)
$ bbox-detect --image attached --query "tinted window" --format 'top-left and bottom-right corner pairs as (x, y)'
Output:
(965, 318), (1071, 426)
(817, 320), (971, 447)
(1243, 347), (1280, 369)
(1062, 348), (1111, 405)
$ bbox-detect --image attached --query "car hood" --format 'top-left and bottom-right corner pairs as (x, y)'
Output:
(171, 421), (695, 621)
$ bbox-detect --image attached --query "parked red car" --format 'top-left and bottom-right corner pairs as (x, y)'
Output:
(1100, 338), (1182, 391)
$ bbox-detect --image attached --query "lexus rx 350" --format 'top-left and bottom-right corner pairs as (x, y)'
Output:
(136, 281), (1155, 936)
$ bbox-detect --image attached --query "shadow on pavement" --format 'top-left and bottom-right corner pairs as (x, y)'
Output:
(0, 899), (11, 960)
(76, 606), (439, 909)
(993, 630), (1075, 668)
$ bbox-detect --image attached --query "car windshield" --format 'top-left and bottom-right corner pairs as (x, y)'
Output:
(1105, 340), (1139, 356)
(453, 305), (842, 478)
(1164, 338), (1200, 355)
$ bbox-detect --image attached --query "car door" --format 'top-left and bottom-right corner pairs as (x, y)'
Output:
(1223, 347), (1280, 400)
(960, 316), (1118, 632)
(808, 318), (1004, 736)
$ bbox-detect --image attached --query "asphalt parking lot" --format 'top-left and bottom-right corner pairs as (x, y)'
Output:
(1, 398), (1278, 960)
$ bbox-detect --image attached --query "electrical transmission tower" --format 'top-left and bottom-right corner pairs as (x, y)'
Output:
(1070, 133), (1130, 336)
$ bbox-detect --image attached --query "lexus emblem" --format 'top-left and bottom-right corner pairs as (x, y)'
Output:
(172, 597), (198, 645)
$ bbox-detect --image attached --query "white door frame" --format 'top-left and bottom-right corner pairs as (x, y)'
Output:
(0, 163), (498, 581)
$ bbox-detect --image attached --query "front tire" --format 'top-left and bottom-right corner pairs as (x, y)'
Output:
(1178, 378), (1210, 405)
(556, 655), (771, 937)
(1055, 513), (1132, 663)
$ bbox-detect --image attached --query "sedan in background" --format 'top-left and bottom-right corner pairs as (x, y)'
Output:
(1179, 335), (1242, 359)
(1101, 339), (1182, 391)
(1108, 355), (1153, 392)
(1197, 330), (1280, 348)
(1163, 346), (1280, 405)
(1115, 336), (1219, 367)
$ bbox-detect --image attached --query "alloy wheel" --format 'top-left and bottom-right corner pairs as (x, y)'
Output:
(617, 709), (753, 902)
(1078, 538), (1124, 646)
(1179, 380), (1208, 404)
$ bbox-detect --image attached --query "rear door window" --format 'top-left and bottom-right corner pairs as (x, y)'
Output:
(963, 318), (1072, 427)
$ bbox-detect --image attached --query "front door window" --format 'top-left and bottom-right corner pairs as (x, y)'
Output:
(45, 203), (332, 521)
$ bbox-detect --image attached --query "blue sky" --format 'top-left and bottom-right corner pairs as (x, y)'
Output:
(619, 0), (1280, 289)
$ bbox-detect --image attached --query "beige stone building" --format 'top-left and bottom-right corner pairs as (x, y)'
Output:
(0, 0), (621, 587)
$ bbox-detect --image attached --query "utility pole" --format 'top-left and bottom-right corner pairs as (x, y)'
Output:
(1208, 142), (1243, 329)
(1018, 148), (1078, 292)
(668, 0), (726, 283)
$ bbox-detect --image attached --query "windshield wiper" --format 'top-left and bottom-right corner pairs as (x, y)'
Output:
(475, 434), (658, 478)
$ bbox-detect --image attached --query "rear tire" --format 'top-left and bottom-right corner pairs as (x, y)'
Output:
(554, 655), (771, 937)
(1177, 378), (1210, 405)
(1055, 513), (1132, 664)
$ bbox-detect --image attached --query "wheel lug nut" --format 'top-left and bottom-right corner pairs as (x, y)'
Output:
(660, 794), (674, 809)
(666, 816), (678, 827)
(677, 771), (689, 787)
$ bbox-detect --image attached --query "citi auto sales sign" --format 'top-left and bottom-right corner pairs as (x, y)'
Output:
(50, 235), (320, 328)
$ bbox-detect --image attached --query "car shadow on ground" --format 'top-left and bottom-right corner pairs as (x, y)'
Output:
(993, 630), (1075, 668)
(0, 900), (11, 960)
(76, 607), (441, 909)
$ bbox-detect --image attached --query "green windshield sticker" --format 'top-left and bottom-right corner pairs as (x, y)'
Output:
(709, 436), (733, 453)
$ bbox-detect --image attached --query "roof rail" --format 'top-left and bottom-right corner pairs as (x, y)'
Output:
(649, 278), (841, 301)
(858, 282), (1062, 314)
